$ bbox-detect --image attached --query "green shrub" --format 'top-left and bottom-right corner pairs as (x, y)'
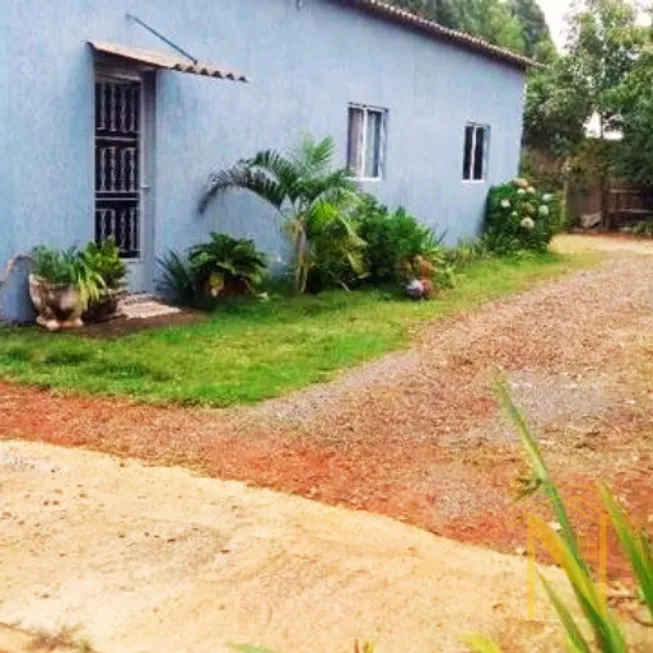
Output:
(81, 238), (127, 290)
(158, 233), (268, 307)
(356, 195), (444, 284)
(485, 179), (563, 254)
(443, 239), (491, 269)
(188, 232), (267, 297)
(306, 213), (368, 293)
(157, 251), (199, 306)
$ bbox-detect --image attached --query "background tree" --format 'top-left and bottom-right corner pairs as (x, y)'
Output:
(609, 48), (653, 188)
(565, 0), (647, 222)
(388, 0), (527, 52)
(507, 0), (557, 61)
(388, 0), (559, 59)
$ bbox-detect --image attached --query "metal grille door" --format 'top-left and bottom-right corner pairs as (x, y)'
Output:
(94, 78), (141, 258)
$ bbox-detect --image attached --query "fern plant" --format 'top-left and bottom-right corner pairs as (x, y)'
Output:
(188, 232), (267, 297)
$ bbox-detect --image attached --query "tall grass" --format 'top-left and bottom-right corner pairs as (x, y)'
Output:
(467, 382), (653, 653)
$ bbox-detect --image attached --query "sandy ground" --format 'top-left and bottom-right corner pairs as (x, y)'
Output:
(552, 232), (653, 255)
(0, 439), (600, 653)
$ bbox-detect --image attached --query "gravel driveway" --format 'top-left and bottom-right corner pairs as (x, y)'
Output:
(2, 237), (653, 572)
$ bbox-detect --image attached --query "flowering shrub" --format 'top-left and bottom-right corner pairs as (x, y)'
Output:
(484, 178), (563, 253)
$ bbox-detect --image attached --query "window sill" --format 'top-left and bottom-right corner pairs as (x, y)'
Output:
(353, 177), (383, 183)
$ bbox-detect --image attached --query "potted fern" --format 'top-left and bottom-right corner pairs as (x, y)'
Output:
(29, 246), (105, 331)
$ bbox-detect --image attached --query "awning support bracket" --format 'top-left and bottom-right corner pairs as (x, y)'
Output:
(125, 13), (198, 65)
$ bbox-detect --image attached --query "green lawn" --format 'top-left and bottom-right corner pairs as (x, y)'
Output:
(0, 253), (595, 407)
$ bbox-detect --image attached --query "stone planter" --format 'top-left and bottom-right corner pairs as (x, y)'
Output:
(28, 274), (84, 331)
(83, 288), (125, 324)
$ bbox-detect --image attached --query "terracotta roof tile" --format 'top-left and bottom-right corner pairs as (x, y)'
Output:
(341, 0), (540, 69)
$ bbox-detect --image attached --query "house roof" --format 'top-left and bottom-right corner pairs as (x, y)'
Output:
(339, 0), (539, 70)
(89, 41), (250, 82)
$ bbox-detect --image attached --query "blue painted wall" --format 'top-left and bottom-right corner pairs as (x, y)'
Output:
(0, 0), (525, 320)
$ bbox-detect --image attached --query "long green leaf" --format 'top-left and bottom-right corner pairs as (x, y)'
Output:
(497, 381), (629, 652)
(600, 486), (653, 622)
(495, 380), (582, 565)
(200, 166), (287, 213)
(539, 573), (592, 653)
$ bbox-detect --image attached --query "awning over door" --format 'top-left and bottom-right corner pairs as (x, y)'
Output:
(89, 40), (250, 82)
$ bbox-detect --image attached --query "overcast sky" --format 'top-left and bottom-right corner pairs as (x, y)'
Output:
(539, 0), (572, 50)
(539, 0), (650, 51)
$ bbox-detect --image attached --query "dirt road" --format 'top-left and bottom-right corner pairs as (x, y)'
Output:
(0, 440), (595, 653)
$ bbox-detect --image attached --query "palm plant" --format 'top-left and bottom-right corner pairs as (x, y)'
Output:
(200, 136), (364, 293)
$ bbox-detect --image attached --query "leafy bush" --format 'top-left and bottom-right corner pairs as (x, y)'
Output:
(485, 178), (563, 254)
(189, 232), (267, 297)
(157, 251), (199, 306)
(468, 382), (653, 653)
(307, 211), (368, 292)
(443, 239), (491, 269)
(356, 195), (444, 284)
(158, 233), (268, 307)
(32, 246), (106, 307)
(81, 237), (127, 290)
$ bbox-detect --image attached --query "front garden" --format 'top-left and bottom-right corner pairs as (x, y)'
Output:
(0, 254), (586, 406)
(2, 136), (586, 406)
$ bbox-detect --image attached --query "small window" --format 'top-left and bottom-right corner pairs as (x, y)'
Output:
(347, 104), (387, 180)
(463, 123), (489, 182)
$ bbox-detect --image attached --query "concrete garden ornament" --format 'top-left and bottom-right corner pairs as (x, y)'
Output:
(29, 275), (85, 331)
(28, 240), (125, 331)
(404, 255), (436, 300)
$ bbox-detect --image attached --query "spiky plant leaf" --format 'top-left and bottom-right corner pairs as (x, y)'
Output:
(464, 634), (506, 653)
(600, 486), (653, 623)
(539, 573), (592, 653)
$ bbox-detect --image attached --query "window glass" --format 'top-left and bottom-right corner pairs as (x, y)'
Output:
(473, 126), (485, 180)
(463, 125), (474, 180)
(347, 107), (364, 175)
(463, 123), (489, 181)
(365, 111), (383, 178)
(347, 105), (387, 179)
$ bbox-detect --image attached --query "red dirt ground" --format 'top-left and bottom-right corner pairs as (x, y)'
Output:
(1, 253), (653, 579)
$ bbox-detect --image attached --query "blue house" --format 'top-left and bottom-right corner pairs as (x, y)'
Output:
(0, 0), (533, 321)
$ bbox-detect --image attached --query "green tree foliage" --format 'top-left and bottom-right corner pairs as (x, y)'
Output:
(566, 0), (647, 218)
(386, 0), (460, 28)
(387, 0), (555, 59)
(610, 49), (653, 188)
(524, 58), (592, 156)
(566, 0), (646, 136)
(507, 0), (556, 61)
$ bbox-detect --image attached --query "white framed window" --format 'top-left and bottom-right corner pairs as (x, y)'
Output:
(347, 104), (387, 180)
(463, 123), (490, 182)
